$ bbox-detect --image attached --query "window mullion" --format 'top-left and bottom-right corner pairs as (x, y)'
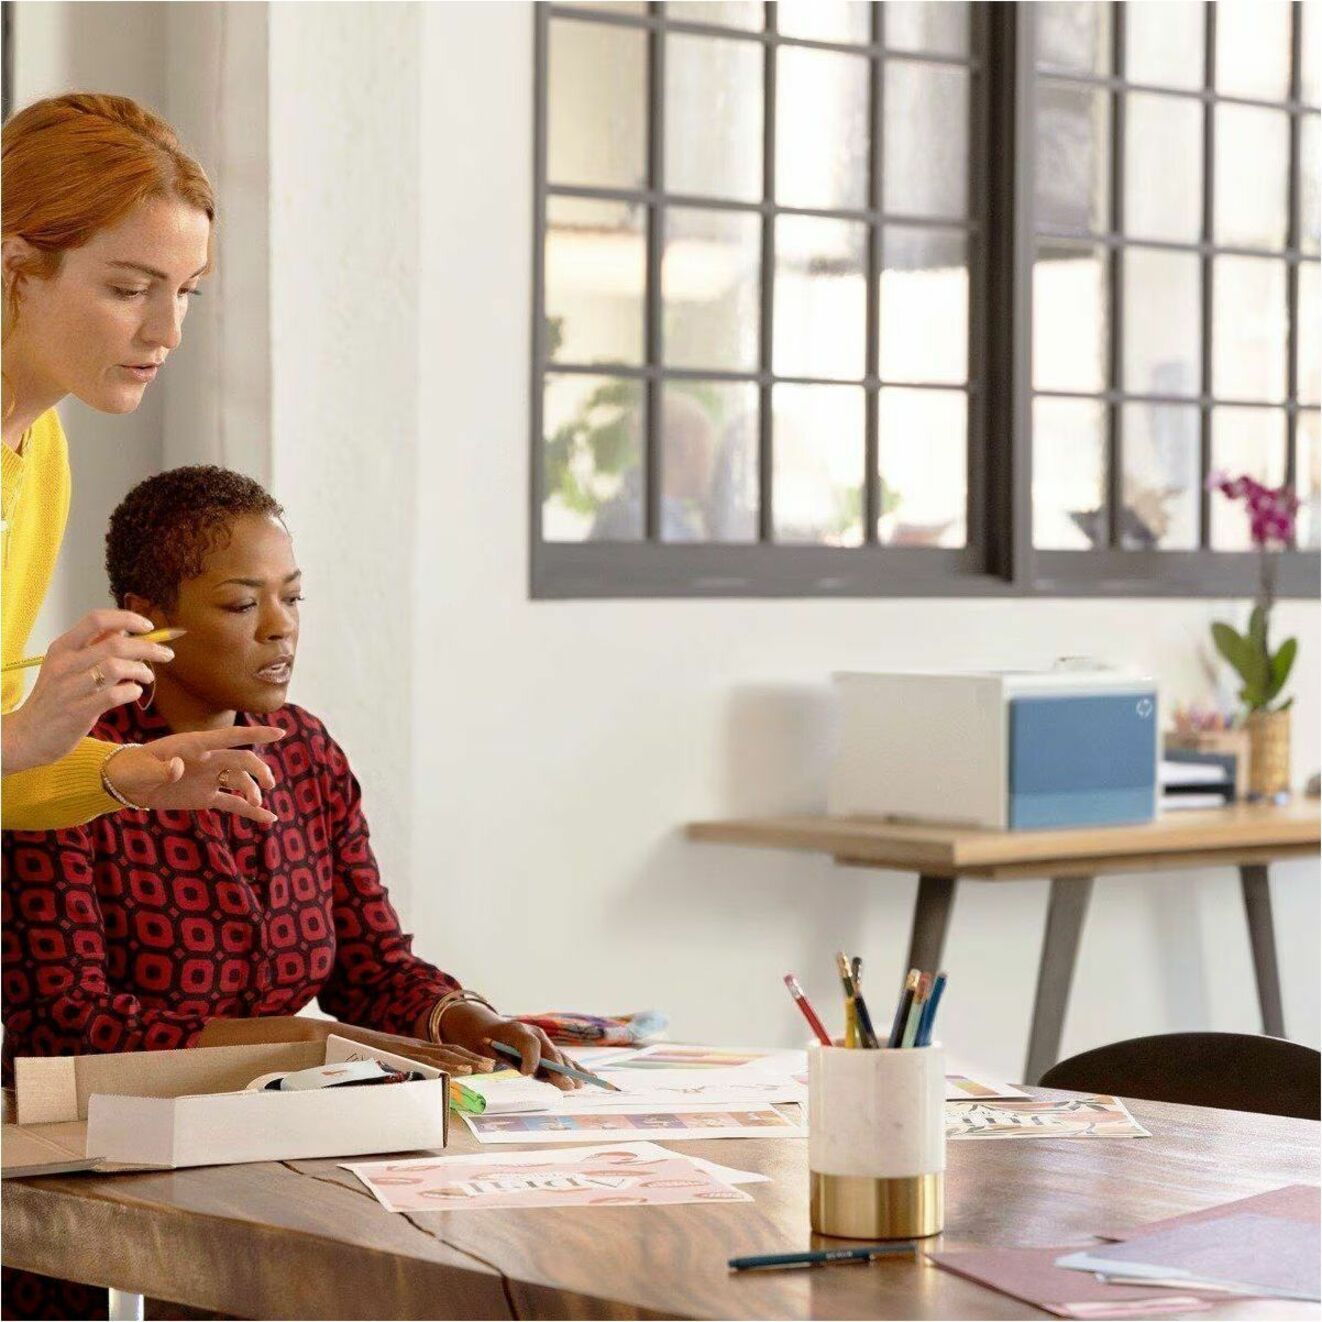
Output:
(1106, 1), (1125, 550)
(645, 3), (665, 543)
(863, 1), (884, 545)
(1198, 0), (1216, 548)
(758, 3), (777, 543)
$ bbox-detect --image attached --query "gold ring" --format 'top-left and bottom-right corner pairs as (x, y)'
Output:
(217, 769), (232, 792)
(90, 665), (106, 691)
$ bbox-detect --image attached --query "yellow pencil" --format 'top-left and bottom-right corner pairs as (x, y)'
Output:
(2, 627), (186, 674)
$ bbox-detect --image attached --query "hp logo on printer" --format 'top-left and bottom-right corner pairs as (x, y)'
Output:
(1135, 698), (1154, 719)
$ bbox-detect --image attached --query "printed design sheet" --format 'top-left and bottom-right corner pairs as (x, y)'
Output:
(343, 1142), (754, 1212)
(463, 1103), (806, 1144)
(946, 1094), (1150, 1140)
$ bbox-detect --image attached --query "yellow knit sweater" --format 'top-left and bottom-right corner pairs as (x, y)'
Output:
(2, 408), (120, 828)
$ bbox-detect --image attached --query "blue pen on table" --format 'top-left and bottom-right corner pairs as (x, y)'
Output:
(729, 1243), (918, 1272)
(915, 971), (947, 1047)
(487, 1040), (623, 1091)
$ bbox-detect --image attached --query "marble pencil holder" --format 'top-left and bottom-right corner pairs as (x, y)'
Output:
(808, 1043), (945, 1240)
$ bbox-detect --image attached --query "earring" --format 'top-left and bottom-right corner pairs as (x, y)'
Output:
(136, 662), (156, 712)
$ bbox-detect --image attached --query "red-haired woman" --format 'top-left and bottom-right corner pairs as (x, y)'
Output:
(2, 94), (281, 830)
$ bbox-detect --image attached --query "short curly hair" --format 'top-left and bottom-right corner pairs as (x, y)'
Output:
(107, 466), (285, 610)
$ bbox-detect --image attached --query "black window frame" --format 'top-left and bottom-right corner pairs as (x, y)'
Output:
(530, 1), (1320, 599)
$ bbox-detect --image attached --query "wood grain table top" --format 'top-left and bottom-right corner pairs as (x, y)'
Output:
(686, 801), (1322, 879)
(4, 1089), (1318, 1319)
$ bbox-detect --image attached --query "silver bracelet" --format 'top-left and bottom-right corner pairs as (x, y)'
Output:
(100, 744), (149, 810)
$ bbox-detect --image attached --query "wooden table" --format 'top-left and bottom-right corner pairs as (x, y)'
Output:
(3, 1090), (1317, 1319)
(687, 803), (1321, 1083)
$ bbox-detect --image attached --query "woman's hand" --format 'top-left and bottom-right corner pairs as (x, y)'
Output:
(104, 726), (286, 826)
(2, 609), (176, 773)
(436, 1001), (584, 1090)
(197, 1015), (497, 1077)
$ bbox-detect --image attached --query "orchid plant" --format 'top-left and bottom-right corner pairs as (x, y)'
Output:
(1207, 472), (1300, 714)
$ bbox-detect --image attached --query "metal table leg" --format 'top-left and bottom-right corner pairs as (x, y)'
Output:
(1240, 863), (1286, 1038)
(1024, 875), (1094, 1085)
(109, 1288), (144, 1320)
(905, 874), (958, 975)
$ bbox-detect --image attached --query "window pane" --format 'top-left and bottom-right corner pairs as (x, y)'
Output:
(1124, 93), (1202, 243)
(1033, 244), (1109, 393)
(1126, 2), (1204, 91)
(665, 33), (763, 201)
(1301, 114), (1320, 257)
(773, 215), (868, 379)
(877, 387), (967, 547)
(562, 1), (646, 11)
(1036, 1), (1111, 74)
(1213, 256), (1288, 401)
(548, 19), (648, 190)
(663, 207), (761, 371)
(885, 2), (969, 58)
(1035, 83), (1110, 233)
(884, 62), (970, 219)
(1304, 3), (1320, 108)
(776, 46), (871, 211)
(1215, 0), (1291, 102)
(667, 2), (764, 29)
(771, 384), (865, 544)
(546, 197), (646, 366)
(777, 0), (872, 44)
(542, 374), (645, 542)
(1300, 261), (1320, 406)
(1298, 410), (1322, 548)
(1214, 105), (1289, 251)
(660, 381), (759, 542)
(1123, 247), (1201, 397)
(1210, 407), (1288, 548)
(1033, 397), (1108, 549)
(1120, 403), (1201, 550)
(880, 227), (968, 384)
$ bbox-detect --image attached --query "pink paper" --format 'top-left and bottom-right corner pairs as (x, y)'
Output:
(343, 1143), (754, 1213)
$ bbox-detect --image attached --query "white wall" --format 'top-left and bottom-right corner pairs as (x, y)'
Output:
(12, 2), (167, 644)
(412, 3), (1320, 1080)
(15, 1), (1320, 1084)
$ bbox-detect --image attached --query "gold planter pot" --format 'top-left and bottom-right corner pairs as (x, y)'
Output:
(1247, 708), (1291, 798)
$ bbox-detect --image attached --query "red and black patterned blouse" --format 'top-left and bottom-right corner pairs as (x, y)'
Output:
(1, 701), (460, 1084)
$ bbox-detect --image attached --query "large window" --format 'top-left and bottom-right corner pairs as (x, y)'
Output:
(1030, 0), (1321, 592)
(531, 1), (1320, 598)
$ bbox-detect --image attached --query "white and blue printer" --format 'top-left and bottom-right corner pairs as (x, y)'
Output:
(829, 663), (1159, 831)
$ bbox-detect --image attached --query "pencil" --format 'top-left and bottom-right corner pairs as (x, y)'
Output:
(487, 1040), (622, 1091)
(835, 952), (879, 1049)
(916, 972), (947, 1047)
(2, 627), (187, 674)
(901, 972), (930, 1048)
(783, 973), (833, 1047)
(887, 969), (920, 1049)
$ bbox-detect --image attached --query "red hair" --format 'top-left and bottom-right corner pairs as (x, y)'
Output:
(2, 92), (214, 317)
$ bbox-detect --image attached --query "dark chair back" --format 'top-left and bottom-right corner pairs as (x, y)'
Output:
(1039, 1032), (1320, 1121)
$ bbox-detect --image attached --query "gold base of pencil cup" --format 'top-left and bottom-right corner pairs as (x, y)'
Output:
(810, 1171), (943, 1240)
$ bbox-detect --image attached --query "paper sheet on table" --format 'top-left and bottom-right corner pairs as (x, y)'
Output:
(342, 1142), (753, 1212)
(946, 1094), (1150, 1140)
(1056, 1215), (1321, 1302)
(463, 1102), (805, 1144)
(943, 1073), (1029, 1101)
(601, 1044), (808, 1073)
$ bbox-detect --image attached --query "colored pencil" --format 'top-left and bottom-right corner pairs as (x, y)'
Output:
(729, 1243), (918, 1272)
(783, 973), (833, 1046)
(835, 952), (879, 1049)
(2, 626), (187, 674)
(916, 972), (947, 1047)
(901, 972), (930, 1048)
(887, 969), (920, 1048)
(487, 1040), (622, 1091)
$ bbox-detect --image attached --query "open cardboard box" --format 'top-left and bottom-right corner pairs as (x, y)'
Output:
(1, 1035), (448, 1177)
